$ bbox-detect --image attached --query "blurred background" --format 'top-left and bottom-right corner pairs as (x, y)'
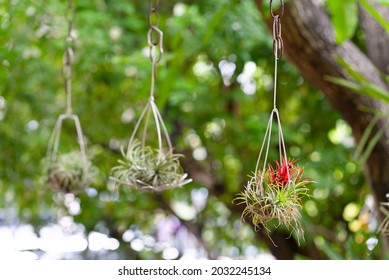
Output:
(1, 0), (389, 260)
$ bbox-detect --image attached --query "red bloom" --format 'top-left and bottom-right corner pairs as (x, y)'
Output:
(268, 157), (298, 187)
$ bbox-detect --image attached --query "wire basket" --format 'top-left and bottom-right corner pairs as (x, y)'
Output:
(42, 113), (95, 194)
(109, 98), (192, 192)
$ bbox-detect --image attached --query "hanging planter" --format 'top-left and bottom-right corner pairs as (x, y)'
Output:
(235, 110), (312, 239)
(236, 159), (311, 233)
(42, 0), (96, 195)
(235, 0), (313, 243)
(42, 114), (96, 194)
(109, 0), (191, 192)
(110, 99), (191, 192)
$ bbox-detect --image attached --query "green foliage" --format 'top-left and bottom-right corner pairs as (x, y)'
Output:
(326, 57), (389, 166)
(327, 0), (358, 44)
(359, 0), (389, 33)
(353, 115), (386, 166)
(326, 0), (389, 44)
(375, 0), (389, 6)
(0, 0), (385, 260)
(110, 140), (191, 192)
(329, 57), (389, 104)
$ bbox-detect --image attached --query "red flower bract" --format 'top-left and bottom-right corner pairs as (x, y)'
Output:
(268, 157), (298, 187)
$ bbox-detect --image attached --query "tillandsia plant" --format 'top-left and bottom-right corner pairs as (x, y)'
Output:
(235, 157), (313, 243)
(110, 140), (192, 192)
(42, 151), (97, 194)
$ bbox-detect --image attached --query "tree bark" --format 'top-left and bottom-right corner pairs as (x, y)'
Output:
(254, 0), (389, 254)
(359, 1), (389, 74)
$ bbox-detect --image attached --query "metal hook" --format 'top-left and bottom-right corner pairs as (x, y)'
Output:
(270, 0), (284, 18)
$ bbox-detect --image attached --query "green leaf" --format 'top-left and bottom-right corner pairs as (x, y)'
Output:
(353, 115), (380, 161)
(327, 0), (358, 44)
(336, 57), (367, 82)
(358, 128), (385, 165)
(326, 76), (389, 104)
(327, 57), (389, 104)
(372, 0), (389, 8)
(359, 0), (389, 34)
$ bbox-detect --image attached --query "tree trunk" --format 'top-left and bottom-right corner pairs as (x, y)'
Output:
(359, 1), (389, 75)
(254, 0), (389, 253)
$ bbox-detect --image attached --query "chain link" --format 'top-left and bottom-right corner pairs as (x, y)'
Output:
(147, 0), (163, 99)
(148, 0), (159, 27)
(148, 0), (163, 61)
(270, 0), (284, 60)
(62, 0), (75, 114)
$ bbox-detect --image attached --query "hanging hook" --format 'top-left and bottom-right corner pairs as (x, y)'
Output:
(270, 0), (284, 18)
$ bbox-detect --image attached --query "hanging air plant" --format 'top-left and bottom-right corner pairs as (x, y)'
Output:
(110, 1), (191, 192)
(235, 157), (312, 236)
(42, 151), (96, 194)
(110, 139), (191, 192)
(235, 0), (313, 243)
(42, 114), (96, 194)
(110, 98), (191, 192)
(42, 1), (96, 195)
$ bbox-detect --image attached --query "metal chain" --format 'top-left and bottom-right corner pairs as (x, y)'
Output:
(62, 0), (75, 114)
(270, 0), (284, 60)
(270, 0), (284, 108)
(147, 0), (163, 99)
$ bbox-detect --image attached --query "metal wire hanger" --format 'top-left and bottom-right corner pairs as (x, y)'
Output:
(110, 0), (191, 192)
(255, 0), (288, 193)
(235, 0), (313, 245)
(44, 0), (91, 194)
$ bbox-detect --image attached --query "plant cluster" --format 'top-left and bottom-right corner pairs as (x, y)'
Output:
(42, 151), (97, 194)
(235, 158), (313, 241)
(110, 140), (191, 192)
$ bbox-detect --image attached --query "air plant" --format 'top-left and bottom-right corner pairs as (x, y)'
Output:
(235, 157), (313, 241)
(42, 151), (96, 194)
(110, 139), (192, 192)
